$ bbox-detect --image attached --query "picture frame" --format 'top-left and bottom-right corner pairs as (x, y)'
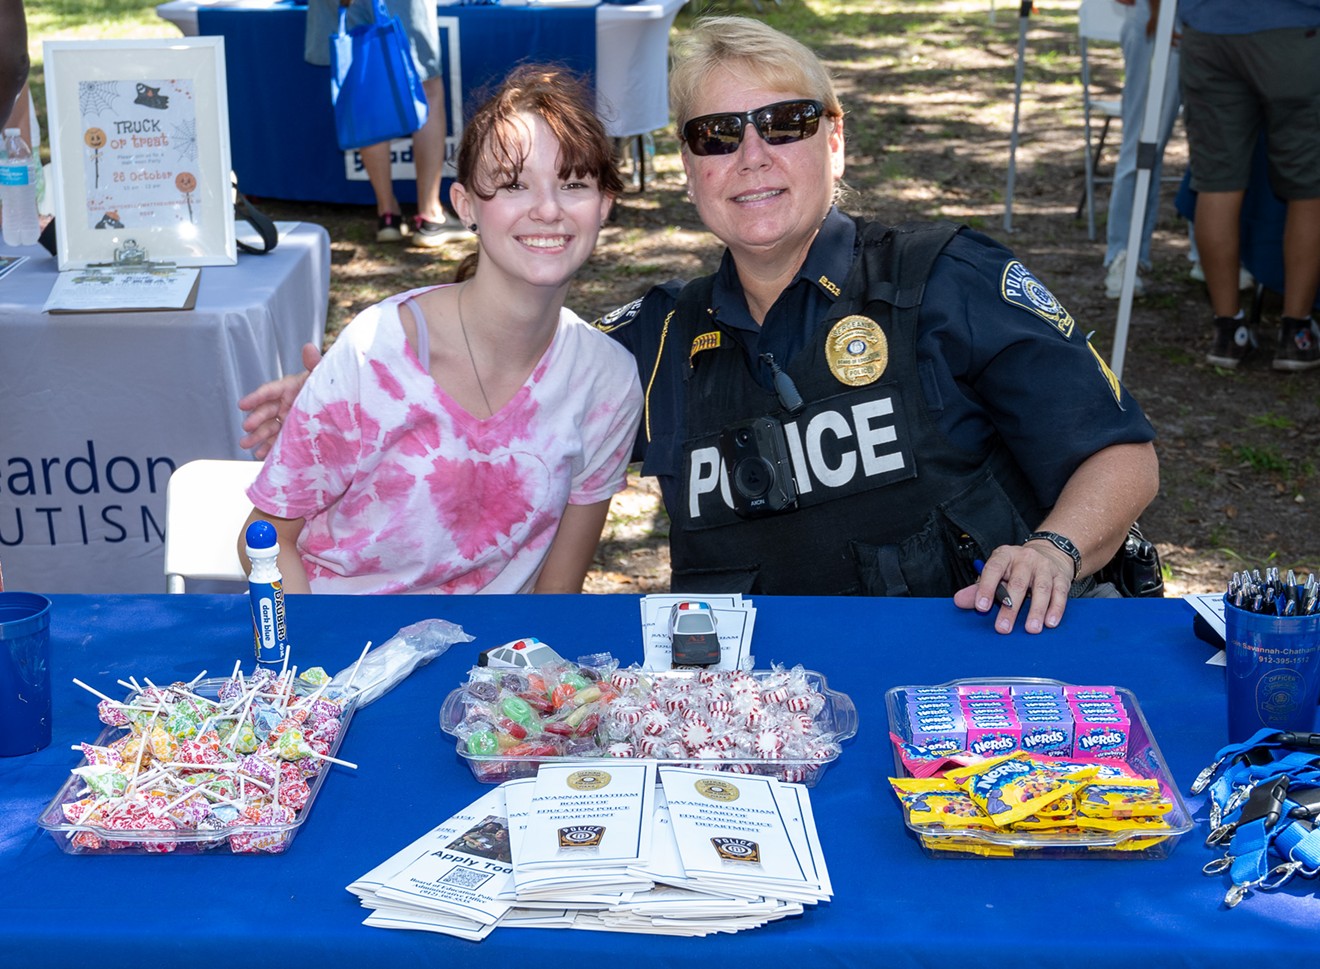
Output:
(43, 38), (236, 270)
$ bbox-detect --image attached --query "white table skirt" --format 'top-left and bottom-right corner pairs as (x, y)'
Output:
(0, 223), (330, 593)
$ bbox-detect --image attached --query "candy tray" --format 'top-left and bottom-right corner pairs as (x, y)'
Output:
(441, 667), (858, 787)
(885, 677), (1194, 860)
(37, 678), (359, 855)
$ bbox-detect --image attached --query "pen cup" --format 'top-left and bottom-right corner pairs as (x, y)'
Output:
(1223, 597), (1320, 742)
(0, 591), (53, 756)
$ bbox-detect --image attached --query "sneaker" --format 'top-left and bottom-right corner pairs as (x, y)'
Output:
(376, 212), (406, 243)
(1272, 317), (1320, 372)
(410, 212), (471, 248)
(1104, 251), (1145, 299)
(1206, 316), (1257, 368)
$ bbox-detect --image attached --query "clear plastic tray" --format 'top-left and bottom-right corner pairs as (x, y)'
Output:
(885, 678), (1193, 860)
(37, 678), (358, 855)
(440, 668), (858, 787)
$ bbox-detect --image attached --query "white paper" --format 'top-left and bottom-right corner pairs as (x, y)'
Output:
(518, 761), (657, 869)
(42, 265), (199, 312)
(659, 767), (820, 897)
(1185, 592), (1228, 665)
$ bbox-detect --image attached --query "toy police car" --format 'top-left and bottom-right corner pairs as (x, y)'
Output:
(668, 601), (720, 667)
(478, 637), (563, 670)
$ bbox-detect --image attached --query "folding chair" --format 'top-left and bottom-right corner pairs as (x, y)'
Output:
(1077, 0), (1126, 240)
(163, 459), (262, 593)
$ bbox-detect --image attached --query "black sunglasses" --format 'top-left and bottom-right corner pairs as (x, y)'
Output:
(681, 99), (827, 157)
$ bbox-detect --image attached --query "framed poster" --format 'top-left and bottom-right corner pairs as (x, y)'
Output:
(44, 38), (235, 269)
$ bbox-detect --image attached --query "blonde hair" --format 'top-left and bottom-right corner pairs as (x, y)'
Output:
(669, 16), (843, 132)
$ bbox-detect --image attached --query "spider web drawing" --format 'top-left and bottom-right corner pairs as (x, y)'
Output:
(171, 118), (199, 164)
(78, 82), (120, 117)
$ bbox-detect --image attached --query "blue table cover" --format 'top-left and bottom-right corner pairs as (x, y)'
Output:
(198, 2), (596, 204)
(1, 593), (1316, 968)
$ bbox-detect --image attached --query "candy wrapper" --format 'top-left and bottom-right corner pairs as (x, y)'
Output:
(332, 619), (472, 707)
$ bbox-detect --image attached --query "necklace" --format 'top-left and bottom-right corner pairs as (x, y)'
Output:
(455, 284), (495, 419)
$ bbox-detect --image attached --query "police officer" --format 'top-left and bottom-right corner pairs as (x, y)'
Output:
(240, 17), (1159, 635)
(602, 16), (1157, 633)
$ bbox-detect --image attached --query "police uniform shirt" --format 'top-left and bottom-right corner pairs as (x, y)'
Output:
(600, 206), (1155, 519)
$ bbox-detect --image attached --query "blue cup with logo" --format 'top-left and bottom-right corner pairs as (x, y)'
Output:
(1224, 597), (1320, 742)
(0, 591), (53, 756)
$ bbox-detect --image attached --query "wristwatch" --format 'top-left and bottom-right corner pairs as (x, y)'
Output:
(1025, 531), (1081, 580)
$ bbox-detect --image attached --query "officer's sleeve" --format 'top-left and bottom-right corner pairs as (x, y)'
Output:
(920, 235), (1155, 507)
(591, 280), (685, 464)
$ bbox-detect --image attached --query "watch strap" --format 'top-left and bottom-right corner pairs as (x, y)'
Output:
(1026, 530), (1081, 580)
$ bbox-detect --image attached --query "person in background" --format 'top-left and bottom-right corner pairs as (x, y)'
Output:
(0, 0), (28, 136)
(1102, 0), (1181, 299)
(242, 18), (1160, 634)
(306, 0), (469, 245)
(238, 65), (642, 595)
(1179, 0), (1320, 371)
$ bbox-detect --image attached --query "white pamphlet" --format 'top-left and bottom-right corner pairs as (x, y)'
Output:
(517, 761), (657, 870)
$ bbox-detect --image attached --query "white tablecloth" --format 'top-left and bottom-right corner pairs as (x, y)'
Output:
(154, 0), (686, 138)
(0, 224), (330, 593)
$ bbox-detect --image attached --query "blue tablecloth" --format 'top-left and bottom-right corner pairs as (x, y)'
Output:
(199, 2), (596, 204)
(1, 593), (1316, 968)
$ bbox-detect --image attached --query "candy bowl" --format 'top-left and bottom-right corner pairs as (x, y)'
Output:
(884, 678), (1194, 861)
(38, 676), (359, 856)
(440, 666), (858, 787)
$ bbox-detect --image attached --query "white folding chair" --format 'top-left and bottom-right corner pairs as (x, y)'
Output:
(1078, 0), (1127, 240)
(163, 459), (262, 593)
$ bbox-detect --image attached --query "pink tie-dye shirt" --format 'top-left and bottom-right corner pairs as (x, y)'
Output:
(247, 286), (643, 594)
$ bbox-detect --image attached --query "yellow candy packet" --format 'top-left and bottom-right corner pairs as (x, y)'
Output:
(1075, 780), (1173, 820)
(889, 777), (997, 831)
(945, 752), (1098, 827)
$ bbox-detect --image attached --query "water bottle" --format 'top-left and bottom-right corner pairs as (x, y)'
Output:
(245, 520), (291, 666)
(1, 128), (40, 247)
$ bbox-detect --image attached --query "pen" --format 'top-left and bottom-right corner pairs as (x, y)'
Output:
(973, 559), (1013, 609)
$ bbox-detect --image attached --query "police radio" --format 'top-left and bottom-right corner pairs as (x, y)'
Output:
(719, 416), (799, 518)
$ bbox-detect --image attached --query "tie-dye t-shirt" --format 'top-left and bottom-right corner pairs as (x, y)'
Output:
(247, 287), (643, 594)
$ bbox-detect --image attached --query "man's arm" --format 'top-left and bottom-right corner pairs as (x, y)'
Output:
(238, 342), (321, 458)
(954, 441), (1159, 634)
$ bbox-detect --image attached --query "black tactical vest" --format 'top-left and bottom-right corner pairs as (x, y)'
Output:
(668, 220), (1047, 596)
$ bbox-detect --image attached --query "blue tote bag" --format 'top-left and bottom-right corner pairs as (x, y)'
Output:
(329, 0), (429, 151)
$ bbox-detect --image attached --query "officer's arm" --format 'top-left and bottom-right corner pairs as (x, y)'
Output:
(956, 441), (1159, 634)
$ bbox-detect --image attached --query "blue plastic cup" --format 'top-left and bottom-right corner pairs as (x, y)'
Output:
(0, 591), (53, 756)
(1224, 598), (1320, 742)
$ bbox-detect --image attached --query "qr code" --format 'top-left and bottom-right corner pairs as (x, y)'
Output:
(440, 866), (491, 890)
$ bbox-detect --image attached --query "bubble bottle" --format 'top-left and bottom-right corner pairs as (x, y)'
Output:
(245, 520), (290, 666)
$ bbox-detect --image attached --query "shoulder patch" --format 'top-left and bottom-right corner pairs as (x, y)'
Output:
(594, 296), (645, 334)
(1000, 260), (1075, 338)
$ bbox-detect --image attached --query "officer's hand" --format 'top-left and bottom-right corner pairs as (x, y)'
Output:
(952, 542), (1074, 635)
(238, 342), (321, 459)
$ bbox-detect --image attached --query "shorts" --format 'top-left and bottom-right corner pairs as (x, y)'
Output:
(1181, 25), (1320, 198)
(303, 0), (443, 80)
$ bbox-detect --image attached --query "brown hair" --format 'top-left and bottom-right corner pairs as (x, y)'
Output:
(457, 64), (624, 201)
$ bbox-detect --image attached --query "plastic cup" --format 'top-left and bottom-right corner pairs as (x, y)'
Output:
(0, 591), (53, 756)
(1223, 597), (1320, 742)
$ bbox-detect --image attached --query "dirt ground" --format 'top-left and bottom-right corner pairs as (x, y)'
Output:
(251, 2), (1319, 597)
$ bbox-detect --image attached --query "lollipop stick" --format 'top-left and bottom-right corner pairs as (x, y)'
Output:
(341, 641), (372, 692)
(72, 678), (117, 704)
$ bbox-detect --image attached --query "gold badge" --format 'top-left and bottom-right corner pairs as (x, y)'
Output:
(694, 778), (740, 802)
(566, 769), (611, 791)
(558, 826), (606, 848)
(826, 316), (888, 386)
(711, 837), (761, 863)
